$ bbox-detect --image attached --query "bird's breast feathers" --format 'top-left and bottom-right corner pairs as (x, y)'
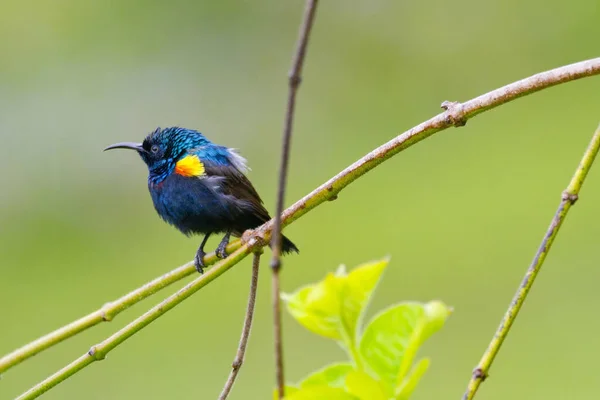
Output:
(174, 154), (205, 177)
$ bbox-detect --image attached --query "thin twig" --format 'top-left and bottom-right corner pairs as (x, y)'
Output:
(271, 274), (285, 399)
(462, 123), (600, 400)
(218, 252), (262, 400)
(0, 241), (241, 375)
(270, 1), (319, 398)
(11, 57), (600, 399)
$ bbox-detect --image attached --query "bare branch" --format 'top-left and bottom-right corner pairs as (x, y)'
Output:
(0, 241), (241, 375)
(15, 246), (254, 400)
(270, 1), (320, 398)
(462, 123), (600, 400)
(257, 58), (600, 233)
(10, 57), (600, 399)
(218, 252), (262, 400)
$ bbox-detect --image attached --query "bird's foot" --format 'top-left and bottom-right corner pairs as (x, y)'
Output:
(216, 231), (231, 259)
(216, 241), (228, 259)
(194, 250), (206, 274)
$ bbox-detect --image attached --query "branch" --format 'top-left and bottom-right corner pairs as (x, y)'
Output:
(16, 245), (254, 400)
(218, 251), (262, 400)
(0, 241), (241, 375)
(270, 1), (319, 398)
(259, 58), (600, 232)
(11, 57), (600, 399)
(462, 123), (600, 400)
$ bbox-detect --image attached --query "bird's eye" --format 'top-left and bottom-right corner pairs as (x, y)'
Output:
(151, 145), (160, 154)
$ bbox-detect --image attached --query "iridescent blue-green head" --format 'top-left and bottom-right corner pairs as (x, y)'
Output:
(104, 127), (211, 183)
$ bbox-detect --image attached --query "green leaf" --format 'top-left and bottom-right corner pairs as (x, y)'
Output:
(283, 386), (359, 400)
(282, 258), (389, 345)
(421, 301), (452, 342)
(300, 363), (354, 388)
(395, 358), (430, 400)
(282, 273), (345, 340)
(274, 385), (299, 400)
(359, 301), (451, 389)
(345, 370), (389, 400)
(341, 258), (389, 344)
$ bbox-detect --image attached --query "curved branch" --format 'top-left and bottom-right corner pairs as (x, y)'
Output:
(261, 58), (600, 232)
(462, 123), (600, 399)
(11, 56), (600, 399)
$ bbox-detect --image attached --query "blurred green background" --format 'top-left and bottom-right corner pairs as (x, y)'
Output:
(1, 1), (599, 399)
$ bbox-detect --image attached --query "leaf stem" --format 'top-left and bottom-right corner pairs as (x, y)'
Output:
(348, 341), (364, 371)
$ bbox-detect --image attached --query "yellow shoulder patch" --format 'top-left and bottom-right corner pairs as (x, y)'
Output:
(175, 154), (205, 177)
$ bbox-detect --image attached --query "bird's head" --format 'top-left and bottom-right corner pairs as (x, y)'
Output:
(105, 127), (211, 183)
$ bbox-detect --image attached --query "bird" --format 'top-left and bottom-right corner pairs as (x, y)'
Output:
(104, 127), (298, 273)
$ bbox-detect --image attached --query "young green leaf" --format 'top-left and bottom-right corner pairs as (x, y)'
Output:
(282, 273), (345, 340)
(300, 363), (354, 388)
(359, 301), (451, 389)
(341, 258), (389, 344)
(345, 370), (389, 400)
(283, 386), (359, 400)
(281, 258), (389, 345)
(421, 301), (452, 342)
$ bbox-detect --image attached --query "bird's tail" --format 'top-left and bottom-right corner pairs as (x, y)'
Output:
(280, 234), (299, 254)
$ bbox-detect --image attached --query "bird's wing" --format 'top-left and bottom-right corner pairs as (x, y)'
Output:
(193, 146), (270, 220)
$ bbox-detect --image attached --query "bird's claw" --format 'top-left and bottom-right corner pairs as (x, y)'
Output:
(194, 251), (206, 274)
(216, 231), (231, 259)
(216, 243), (228, 259)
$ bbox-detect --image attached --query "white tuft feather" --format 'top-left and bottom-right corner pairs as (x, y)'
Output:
(227, 148), (250, 172)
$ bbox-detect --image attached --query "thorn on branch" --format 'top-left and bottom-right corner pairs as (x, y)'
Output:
(441, 100), (467, 127)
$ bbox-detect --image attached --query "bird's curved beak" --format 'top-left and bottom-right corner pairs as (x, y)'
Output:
(104, 142), (146, 153)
